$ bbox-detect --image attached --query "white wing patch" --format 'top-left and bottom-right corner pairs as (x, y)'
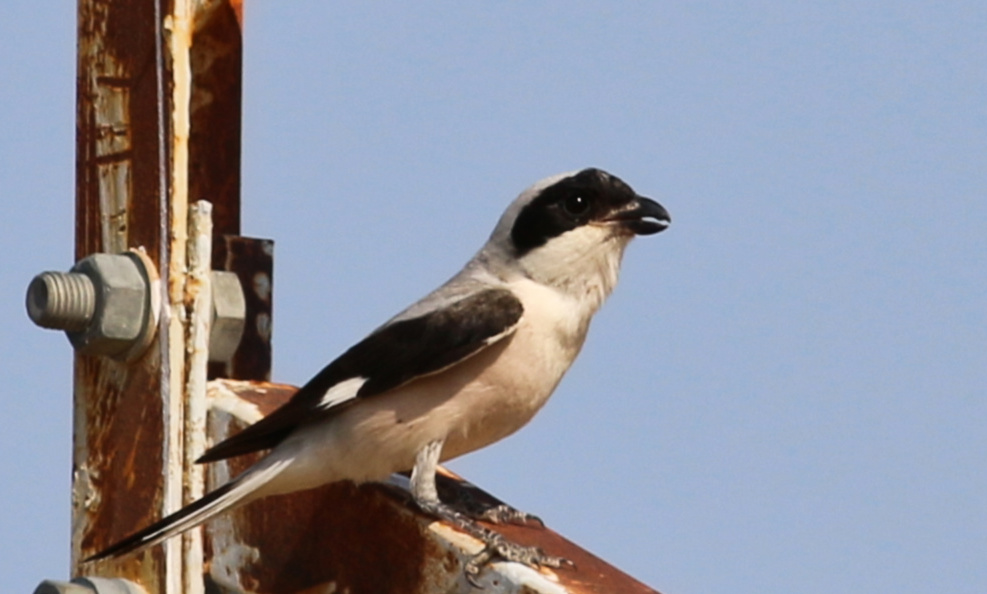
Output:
(317, 376), (367, 410)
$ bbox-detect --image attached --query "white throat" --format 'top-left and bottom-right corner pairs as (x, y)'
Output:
(516, 225), (631, 315)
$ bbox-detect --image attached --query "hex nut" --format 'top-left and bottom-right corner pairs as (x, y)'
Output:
(67, 253), (151, 359)
(33, 577), (146, 594)
(209, 270), (246, 362)
(33, 580), (93, 594)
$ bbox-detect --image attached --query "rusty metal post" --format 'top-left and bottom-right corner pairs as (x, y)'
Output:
(74, 2), (182, 593)
(73, 1), (248, 592)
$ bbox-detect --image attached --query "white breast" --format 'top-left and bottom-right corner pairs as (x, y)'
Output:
(438, 276), (592, 459)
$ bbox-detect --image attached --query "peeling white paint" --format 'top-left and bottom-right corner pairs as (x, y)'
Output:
(183, 201), (212, 594)
(70, 465), (99, 567)
(207, 380), (265, 424)
(480, 562), (570, 594)
(428, 522), (486, 556)
(208, 532), (260, 594)
(164, 3), (194, 592)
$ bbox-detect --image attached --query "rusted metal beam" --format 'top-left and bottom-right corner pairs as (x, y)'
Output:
(188, 0), (244, 243)
(74, 3), (178, 593)
(74, 1), (248, 593)
(202, 380), (662, 594)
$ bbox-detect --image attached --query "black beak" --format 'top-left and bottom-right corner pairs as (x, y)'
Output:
(609, 196), (671, 235)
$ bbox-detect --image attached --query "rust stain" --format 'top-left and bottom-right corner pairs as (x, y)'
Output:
(75, 0), (174, 589)
(229, 0), (244, 27)
(77, 348), (166, 585)
(190, 0), (244, 243)
(220, 380), (294, 415)
(432, 470), (659, 593)
(210, 481), (448, 593)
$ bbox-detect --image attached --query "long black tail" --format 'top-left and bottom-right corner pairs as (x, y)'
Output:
(85, 457), (289, 562)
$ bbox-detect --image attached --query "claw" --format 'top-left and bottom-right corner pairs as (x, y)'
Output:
(465, 540), (574, 587)
(478, 503), (545, 527)
(416, 497), (573, 583)
(470, 532), (574, 576)
(464, 547), (496, 587)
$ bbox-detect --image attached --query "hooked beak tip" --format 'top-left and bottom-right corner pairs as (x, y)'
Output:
(614, 196), (670, 235)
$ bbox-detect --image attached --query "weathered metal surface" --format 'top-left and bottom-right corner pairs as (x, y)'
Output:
(189, 0), (244, 245)
(208, 236), (274, 381)
(74, 2), (175, 592)
(162, 6), (196, 593)
(73, 0), (251, 592)
(201, 380), (663, 594)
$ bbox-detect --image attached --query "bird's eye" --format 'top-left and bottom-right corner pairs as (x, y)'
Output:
(561, 194), (590, 217)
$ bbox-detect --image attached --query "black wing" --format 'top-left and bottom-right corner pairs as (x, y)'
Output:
(198, 288), (523, 463)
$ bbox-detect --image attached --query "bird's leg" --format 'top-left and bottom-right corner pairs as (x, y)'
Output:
(434, 475), (544, 527)
(410, 440), (572, 584)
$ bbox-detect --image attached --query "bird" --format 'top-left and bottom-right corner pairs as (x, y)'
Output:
(86, 167), (671, 578)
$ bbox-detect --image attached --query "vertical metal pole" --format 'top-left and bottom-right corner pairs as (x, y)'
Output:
(74, 1), (248, 591)
(74, 2), (179, 593)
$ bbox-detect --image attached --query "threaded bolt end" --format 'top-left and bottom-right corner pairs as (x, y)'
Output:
(26, 271), (96, 331)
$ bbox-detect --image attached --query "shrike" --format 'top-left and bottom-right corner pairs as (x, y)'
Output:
(88, 167), (670, 577)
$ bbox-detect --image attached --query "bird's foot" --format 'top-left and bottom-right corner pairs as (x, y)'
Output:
(415, 498), (571, 584)
(463, 531), (574, 586)
(474, 503), (544, 527)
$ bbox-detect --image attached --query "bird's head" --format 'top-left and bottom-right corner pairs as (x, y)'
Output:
(482, 168), (670, 306)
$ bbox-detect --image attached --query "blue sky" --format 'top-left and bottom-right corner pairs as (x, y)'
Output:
(2, 2), (985, 592)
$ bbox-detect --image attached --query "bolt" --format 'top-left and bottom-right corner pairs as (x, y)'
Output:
(25, 251), (158, 361)
(27, 271), (96, 331)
